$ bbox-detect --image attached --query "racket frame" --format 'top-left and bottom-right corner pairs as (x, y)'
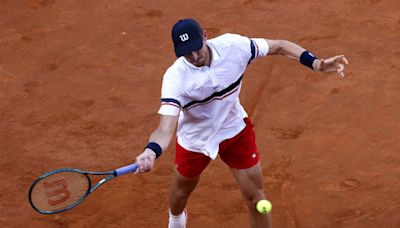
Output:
(29, 163), (137, 214)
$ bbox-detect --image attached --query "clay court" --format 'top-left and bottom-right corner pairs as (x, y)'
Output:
(1, 0), (399, 227)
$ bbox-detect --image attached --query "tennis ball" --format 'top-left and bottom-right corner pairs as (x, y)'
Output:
(256, 199), (272, 214)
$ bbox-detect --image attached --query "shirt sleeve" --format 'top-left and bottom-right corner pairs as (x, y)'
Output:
(157, 72), (182, 116)
(251, 38), (269, 58)
(231, 34), (269, 65)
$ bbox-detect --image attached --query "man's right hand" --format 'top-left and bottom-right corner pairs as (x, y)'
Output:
(134, 114), (179, 174)
(135, 149), (157, 174)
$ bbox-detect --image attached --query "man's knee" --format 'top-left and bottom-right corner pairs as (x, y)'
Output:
(243, 189), (266, 205)
(172, 171), (200, 196)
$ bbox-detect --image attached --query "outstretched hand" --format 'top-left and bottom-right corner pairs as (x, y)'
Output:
(313, 55), (349, 78)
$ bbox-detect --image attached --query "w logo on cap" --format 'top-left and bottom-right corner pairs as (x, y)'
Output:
(179, 33), (189, 42)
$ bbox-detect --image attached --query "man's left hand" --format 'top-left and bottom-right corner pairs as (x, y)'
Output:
(313, 55), (349, 78)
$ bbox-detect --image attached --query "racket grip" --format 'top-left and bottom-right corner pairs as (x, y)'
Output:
(115, 163), (139, 176)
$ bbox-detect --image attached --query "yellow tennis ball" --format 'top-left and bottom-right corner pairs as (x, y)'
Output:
(256, 199), (272, 214)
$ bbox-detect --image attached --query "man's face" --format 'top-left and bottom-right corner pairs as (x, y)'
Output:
(183, 31), (209, 67)
(184, 43), (209, 67)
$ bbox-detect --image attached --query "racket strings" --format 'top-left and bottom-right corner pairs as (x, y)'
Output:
(30, 172), (90, 212)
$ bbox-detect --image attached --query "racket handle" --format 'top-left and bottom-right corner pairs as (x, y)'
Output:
(115, 163), (139, 176)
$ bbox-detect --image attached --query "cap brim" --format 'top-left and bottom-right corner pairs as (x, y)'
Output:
(174, 37), (203, 57)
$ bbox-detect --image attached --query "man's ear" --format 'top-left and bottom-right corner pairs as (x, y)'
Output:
(202, 29), (208, 41)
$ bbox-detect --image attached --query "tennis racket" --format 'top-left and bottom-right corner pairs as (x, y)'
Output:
(29, 163), (138, 214)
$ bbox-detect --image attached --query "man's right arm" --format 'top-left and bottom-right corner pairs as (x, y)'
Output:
(135, 114), (179, 173)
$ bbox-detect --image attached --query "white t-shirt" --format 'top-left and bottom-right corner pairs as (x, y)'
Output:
(158, 33), (269, 159)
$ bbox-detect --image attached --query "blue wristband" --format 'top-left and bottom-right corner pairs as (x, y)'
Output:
(145, 142), (162, 159)
(300, 51), (317, 70)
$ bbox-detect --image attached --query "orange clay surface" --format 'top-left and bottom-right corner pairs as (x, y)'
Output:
(1, 0), (400, 227)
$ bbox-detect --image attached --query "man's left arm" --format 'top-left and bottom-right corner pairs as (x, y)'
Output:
(265, 39), (349, 77)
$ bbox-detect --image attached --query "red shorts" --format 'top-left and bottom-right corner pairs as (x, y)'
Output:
(175, 118), (259, 178)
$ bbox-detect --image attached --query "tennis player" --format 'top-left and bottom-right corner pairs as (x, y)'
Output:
(135, 18), (348, 228)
